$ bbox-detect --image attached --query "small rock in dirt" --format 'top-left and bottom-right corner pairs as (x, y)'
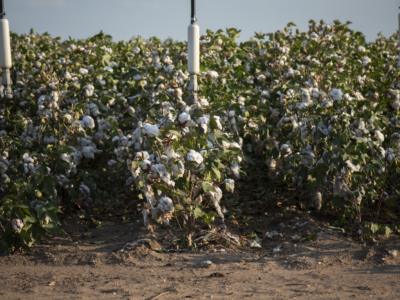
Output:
(291, 235), (301, 242)
(209, 272), (225, 278)
(279, 223), (285, 228)
(248, 240), (261, 248)
(124, 239), (151, 248)
(273, 244), (283, 253)
(217, 248), (225, 252)
(388, 250), (397, 257)
(238, 259), (245, 263)
(264, 231), (279, 239)
(200, 261), (213, 268)
(166, 263), (175, 267)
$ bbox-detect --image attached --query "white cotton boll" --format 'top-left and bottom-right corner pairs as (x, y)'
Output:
(261, 90), (270, 98)
(224, 178), (235, 193)
(64, 72), (72, 81)
(358, 46), (366, 53)
(82, 115), (95, 129)
(187, 149), (204, 165)
(200, 98), (209, 107)
(127, 106), (135, 114)
(230, 163), (240, 179)
(198, 116), (209, 132)
(207, 71), (219, 79)
(142, 124), (159, 137)
(178, 113), (196, 127)
(61, 153), (71, 163)
(82, 146), (95, 159)
(79, 68), (89, 75)
(134, 151), (150, 161)
(140, 159), (152, 172)
(151, 164), (174, 186)
(11, 219), (24, 233)
(213, 116), (222, 130)
(108, 159), (117, 167)
(204, 186), (224, 220)
(103, 66), (113, 72)
(164, 65), (174, 73)
(97, 75), (106, 86)
(375, 130), (384, 142)
(312, 191), (322, 211)
(85, 84), (94, 97)
(173, 161), (185, 177)
(246, 76), (254, 84)
(78, 182), (91, 197)
(321, 99), (333, 108)
(329, 88), (343, 101)
(280, 143), (292, 156)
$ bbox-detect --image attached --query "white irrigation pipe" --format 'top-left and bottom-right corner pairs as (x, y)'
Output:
(0, 0), (12, 99)
(188, 0), (200, 105)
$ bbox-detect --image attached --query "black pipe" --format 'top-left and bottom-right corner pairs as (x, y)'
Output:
(0, 0), (4, 19)
(191, 0), (196, 23)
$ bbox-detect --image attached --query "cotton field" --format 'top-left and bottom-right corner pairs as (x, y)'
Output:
(1, 19), (400, 252)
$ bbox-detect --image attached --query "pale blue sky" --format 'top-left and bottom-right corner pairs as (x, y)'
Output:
(5, 0), (399, 42)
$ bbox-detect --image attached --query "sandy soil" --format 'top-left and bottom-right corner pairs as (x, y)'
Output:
(1, 211), (400, 300)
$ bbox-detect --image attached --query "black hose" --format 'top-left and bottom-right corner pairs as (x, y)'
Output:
(191, 0), (196, 21)
(0, 0), (4, 19)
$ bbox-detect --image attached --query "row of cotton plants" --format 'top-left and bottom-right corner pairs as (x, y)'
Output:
(1, 19), (400, 252)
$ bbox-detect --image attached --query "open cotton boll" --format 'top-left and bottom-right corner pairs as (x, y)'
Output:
(135, 151), (150, 161)
(224, 178), (235, 193)
(151, 164), (174, 186)
(312, 191), (322, 211)
(11, 219), (24, 233)
(187, 149), (204, 165)
(329, 88), (343, 101)
(84, 84), (94, 97)
(79, 68), (89, 75)
(82, 146), (95, 159)
(178, 113), (196, 127)
(207, 71), (219, 79)
(155, 197), (175, 224)
(78, 182), (91, 197)
(60, 153), (71, 163)
(173, 161), (185, 177)
(204, 186), (224, 220)
(142, 124), (159, 137)
(82, 116), (95, 129)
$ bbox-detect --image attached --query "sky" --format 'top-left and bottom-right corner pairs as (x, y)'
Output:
(5, 0), (400, 43)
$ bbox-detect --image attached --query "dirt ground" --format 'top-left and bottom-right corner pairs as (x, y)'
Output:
(1, 209), (400, 300)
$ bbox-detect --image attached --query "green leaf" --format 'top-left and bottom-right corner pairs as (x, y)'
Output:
(175, 204), (184, 211)
(193, 206), (204, 219)
(43, 175), (56, 196)
(202, 182), (216, 193)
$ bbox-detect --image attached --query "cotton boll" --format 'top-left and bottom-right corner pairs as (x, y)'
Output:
(173, 160), (185, 177)
(375, 130), (384, 142)
(82, 146), (95, 159)
(178, 113), (196, 127)
(329, 88), (343, 101)
(82, 115), (95, 129)
(224, 178), (235, 193)
(79, 68), (89, 75)
(142, 124), (159, 137)
(312, 191), (322, 211)
(204, 186), (224, 220)
(187, 149), (204, 165)
(154, 197), (175, 224)
(11, 219), (24, 233)
(78, 182), (91, 197)
(207, 71), (219, 79)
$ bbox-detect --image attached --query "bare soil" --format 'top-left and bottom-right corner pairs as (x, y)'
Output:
(1, 210), (400, 300)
